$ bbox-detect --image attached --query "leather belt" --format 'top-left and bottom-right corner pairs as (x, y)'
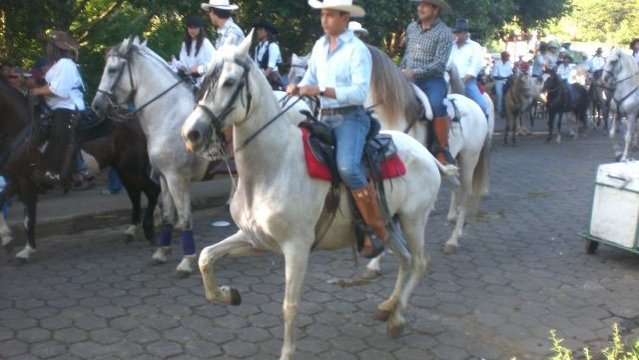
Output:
(320, 105), (363, 116)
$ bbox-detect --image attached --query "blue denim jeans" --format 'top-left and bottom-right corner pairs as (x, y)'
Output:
(108, 167), (122, 193)
(562, 80), (576, 103)
(322, 109), (370, 190)
(75, 149), (87, 173)
(414, 76), (448, 117)
(494, 79), (506, 115)
(465, 78), (489, 116)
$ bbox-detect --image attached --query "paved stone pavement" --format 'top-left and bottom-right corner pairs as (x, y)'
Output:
(2, 126), (639, 360)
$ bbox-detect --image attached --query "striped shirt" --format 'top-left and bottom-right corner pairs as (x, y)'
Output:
(401, 18), (453, 78)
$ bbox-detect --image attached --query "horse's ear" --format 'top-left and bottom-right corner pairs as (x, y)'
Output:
(132, 36), (141, 46)
(236, 28), (254, 59)
(140, 39), (148, 48)
(292, 53), (299, 62)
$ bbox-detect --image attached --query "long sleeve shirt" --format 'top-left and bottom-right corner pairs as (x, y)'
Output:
(44, 58), (85, 111)
(401, 18), (453, 78)
(492, 59), (513, 80)
(299, 30), (371, 108)
(178, 38), (215, 71)
(449, 38), (484, 79)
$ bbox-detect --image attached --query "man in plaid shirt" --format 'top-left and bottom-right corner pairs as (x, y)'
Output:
(401, 0), (455, 166)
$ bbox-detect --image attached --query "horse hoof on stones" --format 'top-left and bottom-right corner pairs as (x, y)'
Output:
(144, 230), (155, 245)
(387, 321), (405, 339)
(122, 234), (135, 244)
(374, 308), (392, 322)
(15, 257), (29, 266)
(147, 258), (166, 266)
(442, 244), (457, 255)
(176, 270), (191, 279)
(358, 267), (382, 280)
(229, 288), (242, 305)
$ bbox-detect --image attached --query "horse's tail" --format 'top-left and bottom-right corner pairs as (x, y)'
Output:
(447, 63), (466, 95)
(367, 45), (420, 128)
(471, 138), (491, 207)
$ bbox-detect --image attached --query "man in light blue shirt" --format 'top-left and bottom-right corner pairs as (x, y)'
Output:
(286, 0), (388, 259)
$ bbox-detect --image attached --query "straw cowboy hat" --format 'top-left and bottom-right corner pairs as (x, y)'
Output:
(409, 0), (451, 13)
(307, 0), (366, 18)
(40, 31), (79, 52)
(200, 0), (238, 11)
(348, 21), (368, 36)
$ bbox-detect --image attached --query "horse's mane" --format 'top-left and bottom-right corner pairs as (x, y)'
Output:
(447, 63), (466, 95)
(367, 45), (420, 128)
(198, 56), (225, 101)
(113, 37), (188, 84)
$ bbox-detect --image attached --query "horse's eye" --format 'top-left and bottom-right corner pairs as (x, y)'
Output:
(107, 67), (118, 74)
(222, 79), (235, 88)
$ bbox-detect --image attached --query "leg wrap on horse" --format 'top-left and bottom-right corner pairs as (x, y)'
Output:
(181, 230), (196, 255)
(158, 224), (173, 247)
(433, 116), (456, 165)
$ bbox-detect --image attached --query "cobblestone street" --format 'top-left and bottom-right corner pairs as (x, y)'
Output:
(2, 130), (639, 360)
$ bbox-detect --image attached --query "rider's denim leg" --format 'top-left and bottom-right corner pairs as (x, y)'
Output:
(415, 76), (448, 117)
(563, 80), (576, 103)
(325, 110), (370, 190)
(465, 79), (489, 116)
(494, 80), (506, 114)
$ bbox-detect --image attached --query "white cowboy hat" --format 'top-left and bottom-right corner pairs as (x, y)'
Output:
(201, 0), (239, 11)
(308, 0), (365, 18)
(348, 21), (368, 36)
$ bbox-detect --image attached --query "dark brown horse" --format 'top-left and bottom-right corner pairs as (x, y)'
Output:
(543, 72), (589, 143)
(0, 77), (159, 262)
(77, 112), (160, 243)
(0, 76), (77, 261)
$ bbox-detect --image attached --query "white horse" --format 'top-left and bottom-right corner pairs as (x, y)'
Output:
(388, 52), (492, 254)
(601, 48), (639, 161)
(92, 37), (227, 277)
(182, 33), (441, 360)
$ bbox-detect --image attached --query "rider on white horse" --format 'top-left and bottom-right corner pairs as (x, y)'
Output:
(286, 0), (390, 259)
(400, 0), (456, 167)
(448, 18), (489, 119)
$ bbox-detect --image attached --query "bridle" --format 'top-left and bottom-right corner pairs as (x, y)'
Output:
(196, 56), (306, 153)
(602, 57), (639, 107)
(96, 45), (186, 115)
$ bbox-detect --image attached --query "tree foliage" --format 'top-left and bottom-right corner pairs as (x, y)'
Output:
(1, 0), (569, 94)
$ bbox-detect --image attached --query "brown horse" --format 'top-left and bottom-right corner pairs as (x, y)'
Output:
(503, 71), (532, 145)
(77, 112), (160, 243)
(0, 76), (77, 261)
(0, 77), (159, 262)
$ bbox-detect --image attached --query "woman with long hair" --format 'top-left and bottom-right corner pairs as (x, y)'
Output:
(175, 15), (215, 85)
(253, 20), (283, 90)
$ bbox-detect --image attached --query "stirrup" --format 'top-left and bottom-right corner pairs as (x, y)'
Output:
(437, 149), (457, 166)
(360, 233), (385, 259)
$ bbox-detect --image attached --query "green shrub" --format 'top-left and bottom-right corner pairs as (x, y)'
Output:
(546, 323), (639, 360)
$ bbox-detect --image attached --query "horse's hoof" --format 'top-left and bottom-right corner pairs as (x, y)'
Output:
(374, 308), (392, 322)
(442, 244), (457, 255)
(143, 230), (155, 245)
(3, 241), (15, 254)
(147, 258), (166, 266)
(387, 321), (405, 339)
(15, 257), (29, 266)
(229, 288), (242, 305)
(358, 267), (382, 280)
(176, 270), (191, 279)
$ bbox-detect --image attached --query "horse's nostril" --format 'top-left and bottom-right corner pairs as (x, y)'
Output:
(187, 130), (201, 143)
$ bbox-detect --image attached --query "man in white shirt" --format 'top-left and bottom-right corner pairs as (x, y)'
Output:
(589, 48), (605, 73)
(491, 51), (513, 117)
(556, 55), (576, 103)
(449, 19), (488, 117)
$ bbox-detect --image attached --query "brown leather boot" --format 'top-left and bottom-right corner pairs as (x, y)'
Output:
(433, 116), (456, 165)
(351, 182), (389, 258)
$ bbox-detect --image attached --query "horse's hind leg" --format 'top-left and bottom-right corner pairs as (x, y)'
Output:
(151, 176), (176, 264)
(142, 182), (160, 245)
(15, 181), (38, 262)
(546, 112), (554, 143)
(0, 190), (13, 251)
(443, 155), (476, 255)
(123, 188), (142, 243)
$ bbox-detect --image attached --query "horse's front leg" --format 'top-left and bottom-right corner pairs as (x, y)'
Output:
(280, 242), (311, 360)
(142, 183), (160, 245)
(162, 174), (197, 277)
(621, 115), (637, 161)
(123, 187), (142, 243)
(199, 230), (261, 303)
(151, 176), (176, 265)
(0, 191), (13, 251)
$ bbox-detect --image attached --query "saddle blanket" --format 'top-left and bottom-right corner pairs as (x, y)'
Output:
(301, 127), (406, 181)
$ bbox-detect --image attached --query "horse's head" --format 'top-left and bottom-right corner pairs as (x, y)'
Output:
(92, 37), (143, 117)
(542, 71), (560, 92)
(601, 48), (623, 87)
(182, 30), (258, 155)
(287, 53), (309, 85)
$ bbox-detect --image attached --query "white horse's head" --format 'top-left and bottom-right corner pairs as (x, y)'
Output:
(182, 29), (262, 154)
(287, 53), (309, 85)
(601, 47), (639, 88)
(92, 36), (146, 117)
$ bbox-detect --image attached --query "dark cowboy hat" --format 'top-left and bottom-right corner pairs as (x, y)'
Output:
(39, 31), (79, 52)
(186, 15), (205, 28)
(253, 20), (278, 35)
(595, 47), (603, 54)
(452, 18), (469, 33)
(409, 0), (451, 13)
(631, 38), (639, 48)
